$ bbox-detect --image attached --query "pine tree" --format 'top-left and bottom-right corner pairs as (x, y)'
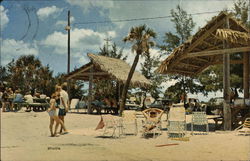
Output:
(140, 52), (165, 106)
(160, 5), (202, 103)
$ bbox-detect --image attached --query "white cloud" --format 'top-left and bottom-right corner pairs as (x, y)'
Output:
(1, 39), (39, 65)
(107, 31), (116, 38)
(66, 0), (235, 37)
(0, 5), (9, 30)
(41, 28), (116, 64)
(37, 6), (63, 20)
(66, 0), (113, 13)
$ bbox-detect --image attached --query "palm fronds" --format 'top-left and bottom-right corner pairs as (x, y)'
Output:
(216, 29), (250, 45)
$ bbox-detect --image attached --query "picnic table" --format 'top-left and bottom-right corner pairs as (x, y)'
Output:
(207, 115), (223, 130)
(26, 98), (50, 112)
(207, 104), (250, 130)
(91, 100), (119, 114)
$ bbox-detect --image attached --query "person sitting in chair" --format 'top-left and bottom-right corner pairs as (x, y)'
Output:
(142, 108), (164, 132)
(11, 89), (24, 111)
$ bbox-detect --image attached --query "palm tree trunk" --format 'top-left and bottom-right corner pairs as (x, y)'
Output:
(119, 53), (140, 116)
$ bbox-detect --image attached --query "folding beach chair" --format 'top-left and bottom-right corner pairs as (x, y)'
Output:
(235, 118), (250, 136)
(167, 103), (187, 138)
(122, 110), (138, 136)
(191, 112), (209, 135)
(97, 115), (122, 138)
(141, 108), (164, 138)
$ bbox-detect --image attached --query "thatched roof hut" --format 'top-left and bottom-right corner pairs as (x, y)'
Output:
(157, 11), (250, 76)
(156, 11), (250, 130)
(65, 53), (150, 87)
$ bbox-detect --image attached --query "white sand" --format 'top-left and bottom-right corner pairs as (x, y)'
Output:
(1, 110), (250, 161)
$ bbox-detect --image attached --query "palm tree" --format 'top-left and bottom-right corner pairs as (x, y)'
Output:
(120, 24), (156, 115)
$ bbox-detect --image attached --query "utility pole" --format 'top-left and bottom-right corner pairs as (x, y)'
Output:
(66, 10), (71, 74)
(65, 10), (71, 98)
(104, 37), (112, 53)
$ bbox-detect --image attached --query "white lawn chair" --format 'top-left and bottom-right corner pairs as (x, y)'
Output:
(167, 103), (186, 138)
(101, 115), (122, 138)
(191, 112), (209, 135)
(235, 118), (250, 136)
(122, 110), (138, 136)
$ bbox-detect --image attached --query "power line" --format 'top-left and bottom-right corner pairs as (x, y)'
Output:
(73, 10), (232, 26)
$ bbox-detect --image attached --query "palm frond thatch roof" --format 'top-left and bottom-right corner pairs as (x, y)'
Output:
(65, 53), (151, 87)
(157, 11), (250, 76)
(216, 29), (250, 45)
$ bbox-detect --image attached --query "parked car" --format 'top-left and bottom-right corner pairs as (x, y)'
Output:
(147, 99), (172, 111)
(125, 100), (140, 110)
(208, 97), (224, 110)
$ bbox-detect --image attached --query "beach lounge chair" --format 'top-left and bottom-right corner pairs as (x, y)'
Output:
(167, 103), (186, 138)
(96, 115), (122, 138)
(142, 108), (164, 138)
(191, 112), (209, 135)
(235, 118), (250, 136)
(69, 99), (79, 112)
(121, 110), (138, 136)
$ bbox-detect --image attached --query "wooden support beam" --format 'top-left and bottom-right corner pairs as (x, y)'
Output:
(210, 60), (243, 65)
(66, 64), (93, 80)
(70, 77), (89, 81)
(185, 17), (226, 54)
(202, 40), (214, 47)
(116, 81), (120, 105)
(88, 65), (93, 114)
(180, 57), (209, 63)
(178, 62), (202, 68)
(223, 53), (231, 131)
(243, 52), (250, 99)
(169, 19), (226, 69)
(169, 69), (195, 75)
(194, 65), (209, 75)
(204, 45), (223, 51)
(80, 72), (108, 76)
(192, 57), (210, 63)
(183, 47), (250, 58)
(223, 17), (231, 131)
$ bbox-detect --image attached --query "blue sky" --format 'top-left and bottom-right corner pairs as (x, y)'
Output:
(0, 0), (237, 100)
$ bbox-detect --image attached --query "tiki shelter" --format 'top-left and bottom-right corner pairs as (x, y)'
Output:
(157, 11), (250, 130)
(65, 53), (150, 113)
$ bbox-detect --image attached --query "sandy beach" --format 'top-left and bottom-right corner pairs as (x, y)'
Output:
(1, 109), (250, 161)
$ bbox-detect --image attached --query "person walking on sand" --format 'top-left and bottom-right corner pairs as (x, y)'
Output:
(47, 92), (67, 137)
(1, 89), (9, 112)
(57, 84), (69, 134)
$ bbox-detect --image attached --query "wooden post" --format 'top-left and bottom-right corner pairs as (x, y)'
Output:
(243, 52), (250, 99)
(116, 81), (120, 103)
(88, 65), (93, 114)
(223, 16), (231, 131)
